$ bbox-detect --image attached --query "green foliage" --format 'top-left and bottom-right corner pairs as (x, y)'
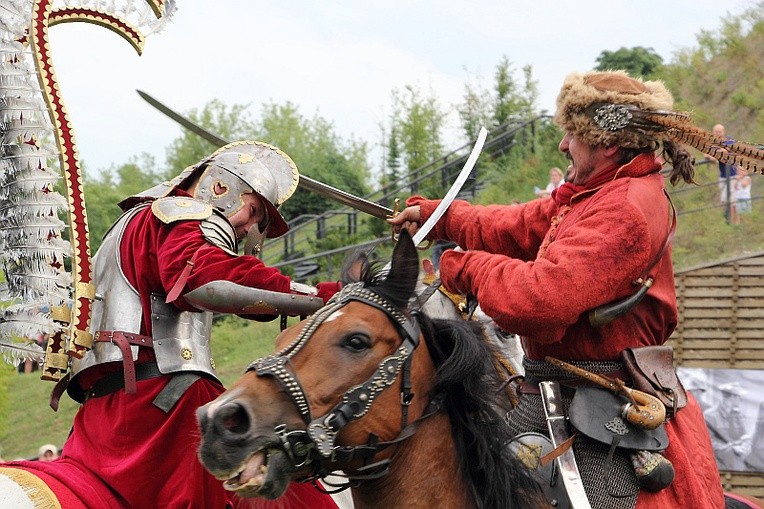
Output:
(389, 85), (446, 182)
(478, 121), (568, 205)
(254, 102), (371, 220)
(84, 153), (165, 252)
(594, 46), (664, 78)
(165, 100), (257, 174)
(457, 57), (540, 141)
(659, 4), (764, 137)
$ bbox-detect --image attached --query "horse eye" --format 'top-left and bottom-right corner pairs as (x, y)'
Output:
(342, 334), (370, 352)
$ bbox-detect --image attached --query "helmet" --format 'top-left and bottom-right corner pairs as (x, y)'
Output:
(120, 141), (299, 238)
(192, 141), (298, 238)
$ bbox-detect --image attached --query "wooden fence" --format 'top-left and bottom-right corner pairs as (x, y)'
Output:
(670, 251), (764, 369)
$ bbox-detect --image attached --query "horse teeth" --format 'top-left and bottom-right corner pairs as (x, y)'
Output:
(259, 464), (268, 474)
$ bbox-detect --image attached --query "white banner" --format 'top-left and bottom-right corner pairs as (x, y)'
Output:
(678, 367), (764, 472)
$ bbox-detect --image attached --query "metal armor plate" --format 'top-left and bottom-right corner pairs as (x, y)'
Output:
(151, 196), (214, 224)
(199, 211), (238, 256)
(184, 281), (323, 316)
(71, 206), (146, 379)
(151, 295), (218, 381)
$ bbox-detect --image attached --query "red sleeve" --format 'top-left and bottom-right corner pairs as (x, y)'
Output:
(437, 193), (653, 343)
(156, 220), (291, 311)
(409, 195), (557, 259)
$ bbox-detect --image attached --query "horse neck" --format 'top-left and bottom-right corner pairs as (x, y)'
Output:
(349, 411), (476, 509)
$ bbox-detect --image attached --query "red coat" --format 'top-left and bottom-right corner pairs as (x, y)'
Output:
(413, 154), (724, 509)
(7, 197), (339, 509)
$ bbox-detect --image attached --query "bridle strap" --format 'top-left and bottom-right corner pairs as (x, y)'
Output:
(247, 282), (423, 460)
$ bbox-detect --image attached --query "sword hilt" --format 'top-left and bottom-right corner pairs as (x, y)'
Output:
(545, 356), (666, 430)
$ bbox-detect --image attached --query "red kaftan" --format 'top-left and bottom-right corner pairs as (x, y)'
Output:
(412, 154), (724, 509)
(7, 196), (339, 509)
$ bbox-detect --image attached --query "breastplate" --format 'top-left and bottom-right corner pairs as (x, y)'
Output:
(71, 205), (218, 384)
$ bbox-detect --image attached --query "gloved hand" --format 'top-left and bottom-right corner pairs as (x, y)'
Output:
(316, 281), (342, 303)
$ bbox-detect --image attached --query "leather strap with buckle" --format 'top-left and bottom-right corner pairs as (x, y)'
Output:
(94, 330), (154, 394)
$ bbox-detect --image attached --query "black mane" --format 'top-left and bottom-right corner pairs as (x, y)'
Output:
(417, 314), (544, 509)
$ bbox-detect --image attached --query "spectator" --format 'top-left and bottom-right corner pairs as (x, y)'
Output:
(734, 168), (753, 217)
(37, 444), (58, 462)
(534, 167), (565, 199)
(705, 124), (738, 222)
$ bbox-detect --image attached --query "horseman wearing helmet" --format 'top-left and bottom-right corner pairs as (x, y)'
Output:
(4, 141), (341, 508)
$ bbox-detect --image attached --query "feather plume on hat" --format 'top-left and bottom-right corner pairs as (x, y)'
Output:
(555, 70), (764, 175)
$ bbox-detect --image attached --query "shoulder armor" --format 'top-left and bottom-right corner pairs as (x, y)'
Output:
(200, 210), (239, 256)
(151, 196), (214, 224)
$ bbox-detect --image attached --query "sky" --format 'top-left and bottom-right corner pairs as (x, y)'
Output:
(45, 0), (756, 176)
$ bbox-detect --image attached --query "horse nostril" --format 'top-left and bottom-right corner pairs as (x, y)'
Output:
(215, 402), (251, 435)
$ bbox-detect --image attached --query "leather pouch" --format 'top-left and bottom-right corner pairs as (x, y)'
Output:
(620, 345), (687, 418)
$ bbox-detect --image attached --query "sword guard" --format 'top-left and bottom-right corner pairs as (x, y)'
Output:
(389, 199), (400, 243)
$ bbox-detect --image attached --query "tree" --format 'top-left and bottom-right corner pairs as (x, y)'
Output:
(84, 153), (163, 252)
(594, 46), (664, 78)
(254, 101), (370, 220)
(457, 79), (492, 140)
(165, 100), (257, 175)
(388, 85), (445, 191)
(458, 57), (541, 140)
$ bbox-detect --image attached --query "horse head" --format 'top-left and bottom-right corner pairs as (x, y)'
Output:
(197, 230), (543, 508)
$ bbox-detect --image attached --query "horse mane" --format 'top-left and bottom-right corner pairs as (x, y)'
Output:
(348, 247), (544, 508)
(417, 314), (545, 509)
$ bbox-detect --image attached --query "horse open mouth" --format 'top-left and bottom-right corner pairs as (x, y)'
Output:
(219, 446), (291, 499)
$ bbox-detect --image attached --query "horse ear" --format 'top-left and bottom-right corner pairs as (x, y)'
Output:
(383, 229), (420, 302)
(340, 249), (369, 284)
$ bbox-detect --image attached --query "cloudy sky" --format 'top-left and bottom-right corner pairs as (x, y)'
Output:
(47, 0), (754, 175)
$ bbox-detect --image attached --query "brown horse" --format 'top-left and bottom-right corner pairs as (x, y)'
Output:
(196, 230), (546, 509)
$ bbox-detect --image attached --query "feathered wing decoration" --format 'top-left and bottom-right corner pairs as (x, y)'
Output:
(0, 0), (69, 367)
(589, 103), (764, 175)
(0, 0), (175, 376)
(638, 110), (764, 174)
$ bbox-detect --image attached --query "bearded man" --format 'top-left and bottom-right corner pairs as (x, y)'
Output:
(390, 70), (729, 509)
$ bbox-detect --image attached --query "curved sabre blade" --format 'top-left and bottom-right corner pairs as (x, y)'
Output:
(412, 126), (487, 246)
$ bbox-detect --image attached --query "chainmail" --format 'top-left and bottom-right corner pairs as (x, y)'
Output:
(509, 357), (639, 509)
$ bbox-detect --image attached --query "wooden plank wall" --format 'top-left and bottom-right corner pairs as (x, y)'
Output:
(670, 252), (764, 369)
(669, 252), (764, 498)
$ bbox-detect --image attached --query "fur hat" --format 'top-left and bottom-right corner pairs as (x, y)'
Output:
(554, 70), (673, 148)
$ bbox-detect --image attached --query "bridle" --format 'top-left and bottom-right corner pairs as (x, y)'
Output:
(246, 281), (440, 486)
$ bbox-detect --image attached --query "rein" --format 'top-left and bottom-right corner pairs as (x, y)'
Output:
(246, 280), (437, 485)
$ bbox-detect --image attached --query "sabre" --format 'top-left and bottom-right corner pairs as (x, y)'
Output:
(539, 381), (593, 509)
(137, 90), (394, 220)
(412, 127), (486, 246)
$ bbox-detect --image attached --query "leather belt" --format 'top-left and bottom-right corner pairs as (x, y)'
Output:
(85, 361), (163, 400)
(93, 330), (154, 394)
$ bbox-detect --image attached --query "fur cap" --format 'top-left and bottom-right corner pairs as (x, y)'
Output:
(554, 70), (674, 148)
